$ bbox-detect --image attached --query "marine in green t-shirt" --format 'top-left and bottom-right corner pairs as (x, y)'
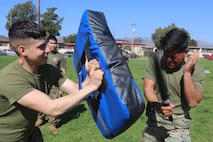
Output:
(0, 20), (104, 142)
(46, 35), (67, 73)
(0, 61), (67, 141)
(141, 28), (205, 142)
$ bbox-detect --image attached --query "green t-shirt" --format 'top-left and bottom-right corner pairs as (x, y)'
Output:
(47, 51), (67, 69)
(143, 53), (205, 114)
(0, 60), (67, 142)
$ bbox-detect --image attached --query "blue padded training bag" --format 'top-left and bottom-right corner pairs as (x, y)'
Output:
(73, 9), (145, 139)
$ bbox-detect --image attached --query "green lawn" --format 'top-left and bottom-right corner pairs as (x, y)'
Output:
(0, 56), (212, 142)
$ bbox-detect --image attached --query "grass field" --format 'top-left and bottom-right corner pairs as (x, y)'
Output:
(0, 56), (212, 142)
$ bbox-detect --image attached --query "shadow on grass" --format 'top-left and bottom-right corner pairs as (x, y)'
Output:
(56, 104), (87, 128)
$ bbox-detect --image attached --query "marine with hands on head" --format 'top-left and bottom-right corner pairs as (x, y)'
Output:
(141, 27), (205, 142)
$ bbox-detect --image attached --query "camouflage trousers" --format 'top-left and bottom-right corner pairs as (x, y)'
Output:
(38, 85), (62, 125)
(141, 111), (191, 142)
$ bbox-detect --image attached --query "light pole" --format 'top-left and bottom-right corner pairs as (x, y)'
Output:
(131, 24), (136, 52)
(38, 0), (40, 25)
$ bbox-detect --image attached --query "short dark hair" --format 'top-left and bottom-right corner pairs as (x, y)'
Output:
(8, 20), (46, 52)
(9, 20), (46, 40)
(47, 35), (57, 42)
(160, 28), (188, 52)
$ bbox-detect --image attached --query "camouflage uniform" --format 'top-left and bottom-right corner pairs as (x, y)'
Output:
(117, 43), (129, 63)
(141, 107), (191, 142)
(141, 53), (205, 142)
(36, 51), (66, 128)
(121, 49), (129, 63)
(37, 86), (62, 125)
(47, 85), (62, 125)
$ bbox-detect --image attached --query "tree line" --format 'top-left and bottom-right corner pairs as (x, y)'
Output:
(4, 1), (197, 48)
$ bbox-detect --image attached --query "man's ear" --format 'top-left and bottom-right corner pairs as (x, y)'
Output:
(18, 45), (27, 56)
(184, 48), (189, 62)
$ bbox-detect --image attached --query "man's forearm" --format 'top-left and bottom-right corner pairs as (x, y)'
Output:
(183, 73), (202, 107)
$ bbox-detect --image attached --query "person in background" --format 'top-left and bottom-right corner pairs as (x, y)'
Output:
(117, 43), (129, 63)
(0, 20), (104, 142)
(141, 28), (205, 142)
(47, 35), (67, 74)
(35, 35), (67, 134)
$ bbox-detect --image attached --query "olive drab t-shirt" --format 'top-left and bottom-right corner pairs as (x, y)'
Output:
(47, 51), (67, 69)
(143, 53), (205, 114)
(0, 60), (67, 142)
